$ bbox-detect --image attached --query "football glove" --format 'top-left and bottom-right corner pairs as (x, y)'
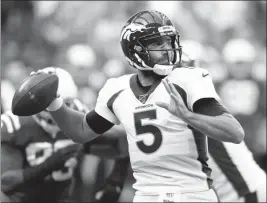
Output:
(30, 67), (78, 111)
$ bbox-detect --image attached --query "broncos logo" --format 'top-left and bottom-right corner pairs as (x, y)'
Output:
(120, 23), (146, 42)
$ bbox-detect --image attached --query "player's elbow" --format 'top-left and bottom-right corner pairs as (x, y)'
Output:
(236, 127), (245, 144)
(231, 126), (245, 144)
(223, 114), (245, 144)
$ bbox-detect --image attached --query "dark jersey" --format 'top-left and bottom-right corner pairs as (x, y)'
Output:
(1, 111), (77, 202)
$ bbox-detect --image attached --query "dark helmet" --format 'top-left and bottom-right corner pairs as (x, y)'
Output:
(120, 10), (182, 75)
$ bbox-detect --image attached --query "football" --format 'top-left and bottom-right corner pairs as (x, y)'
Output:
(12, 73), (59, 116)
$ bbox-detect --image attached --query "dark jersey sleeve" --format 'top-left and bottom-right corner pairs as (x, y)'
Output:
(193, 98), (229, 116)
(86, 110), (114, 134)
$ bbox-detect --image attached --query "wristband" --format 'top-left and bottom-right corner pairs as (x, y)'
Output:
(46, 96), (63, 111)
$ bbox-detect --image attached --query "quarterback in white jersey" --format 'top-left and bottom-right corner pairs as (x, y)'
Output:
(95, 67), (218, 197)
(208, 138), (266, 202)
(30, 10), (244, 202)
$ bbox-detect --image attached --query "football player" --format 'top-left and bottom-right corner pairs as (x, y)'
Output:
(30, 10), (244, 202)
(1, 68), (85, 203)
(1, 67), (131, 203)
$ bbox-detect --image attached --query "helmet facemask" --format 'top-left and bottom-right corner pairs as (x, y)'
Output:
(137, 30), (182, 70)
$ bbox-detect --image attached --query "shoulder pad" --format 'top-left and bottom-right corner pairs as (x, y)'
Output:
(108, 74), (133, 88)
(170, 67), (210, 83)
(99, 74), (133, 97)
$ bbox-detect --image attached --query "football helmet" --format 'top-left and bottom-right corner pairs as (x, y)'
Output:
(120, 10), (182, 75)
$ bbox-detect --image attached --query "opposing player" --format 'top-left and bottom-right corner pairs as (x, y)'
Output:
(30, 10), (244, 202)
(1, 68), (86, 203)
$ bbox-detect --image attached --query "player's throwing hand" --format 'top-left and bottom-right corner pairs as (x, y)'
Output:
(156, 78), (192, 122)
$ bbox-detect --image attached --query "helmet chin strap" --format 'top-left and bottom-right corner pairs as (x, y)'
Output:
(130, 54), (174, 76)
(153, 64), (174, 75)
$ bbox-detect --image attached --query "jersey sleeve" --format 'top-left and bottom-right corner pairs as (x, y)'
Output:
(171, 68), (221, 111)
(95, 78), (121, 125)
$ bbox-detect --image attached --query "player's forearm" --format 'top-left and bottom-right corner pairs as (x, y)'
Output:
(49, 103), (99, 144)
(185, 112), (245, 143)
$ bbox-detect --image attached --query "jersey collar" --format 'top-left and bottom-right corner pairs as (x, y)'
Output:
(130, 74), (162, 104)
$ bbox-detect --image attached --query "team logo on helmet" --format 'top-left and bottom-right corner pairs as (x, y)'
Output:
(120, 23), (146, 42)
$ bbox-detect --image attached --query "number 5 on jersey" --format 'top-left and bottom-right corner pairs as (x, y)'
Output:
(134, 109), (162, 154)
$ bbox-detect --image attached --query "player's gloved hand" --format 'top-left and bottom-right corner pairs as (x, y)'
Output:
(43, 143), (81, 171)
(95, 180), (122, 203)
(30, 67), (63, 112)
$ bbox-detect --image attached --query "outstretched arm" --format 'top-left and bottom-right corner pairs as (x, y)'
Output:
(156, 79), (244, 144)
(48, 99), (114, 144)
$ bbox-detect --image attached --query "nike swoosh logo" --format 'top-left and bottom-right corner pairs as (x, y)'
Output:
(202, 73), (209, 77)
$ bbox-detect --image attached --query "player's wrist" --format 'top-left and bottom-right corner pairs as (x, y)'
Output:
(184, 110), (195, 122)
(46, 96), (63, 112)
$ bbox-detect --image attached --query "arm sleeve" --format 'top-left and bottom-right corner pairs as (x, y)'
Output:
(85, 110), (114, 134)
(183, 68), (222, 111)
(170, 68), (222, 111)
(188, 69), (221, 111)
(95, 78), (121, 125)
(193, 98), (229, 116)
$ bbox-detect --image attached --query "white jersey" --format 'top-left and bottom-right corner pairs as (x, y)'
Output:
(95, 67), (221, 195)
(208, 138), (266, 202)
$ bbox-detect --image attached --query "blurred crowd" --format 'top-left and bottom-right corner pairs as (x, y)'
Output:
(1, 1), (266, 202)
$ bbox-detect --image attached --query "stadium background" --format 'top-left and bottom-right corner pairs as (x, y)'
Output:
(1, 1), (266, 202)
